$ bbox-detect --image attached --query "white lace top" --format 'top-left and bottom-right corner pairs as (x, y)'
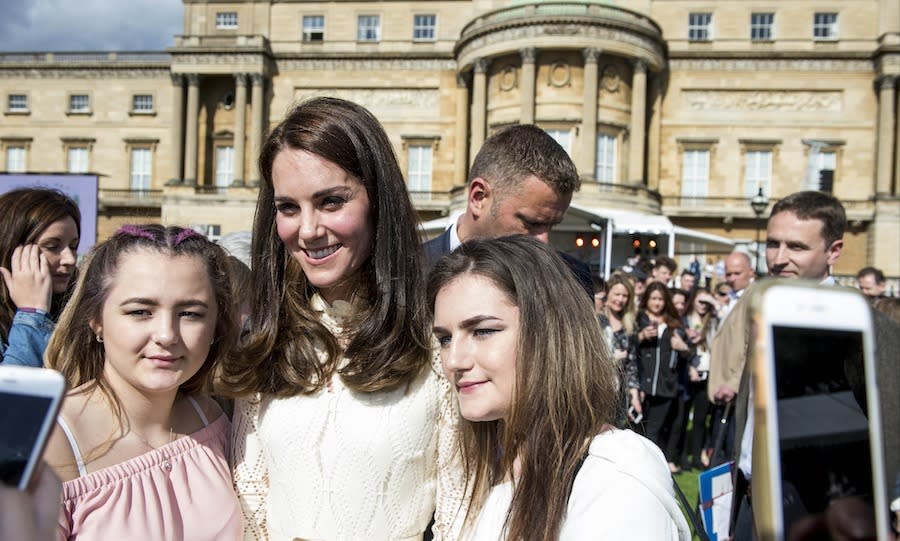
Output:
(232, 295), (466, 541)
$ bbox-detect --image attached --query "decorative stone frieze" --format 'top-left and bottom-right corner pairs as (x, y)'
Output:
(0, 68), (169, 79)
(293, 88), (440, 112)
(277, 58), (457, 72)
(682, 90), (842, 112)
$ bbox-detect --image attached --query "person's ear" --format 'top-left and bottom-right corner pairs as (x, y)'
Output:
(467, 177), (493, 218)
(825, 239), (843, 267)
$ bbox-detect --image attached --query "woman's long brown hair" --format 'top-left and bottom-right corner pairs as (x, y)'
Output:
(428, 236), (620, 540)
(218, 97), (431, 397)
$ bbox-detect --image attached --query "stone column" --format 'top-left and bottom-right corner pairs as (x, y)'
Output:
(895, 79), (900, 196)
(248, 73), (265, 186)
(455, 73), (470, 185)
(519, 48), (536, 125)
(470, 58), (489, 165)
(628, 61), (647, 184)
(169, 74), (185, 184)
(647, 77), (663, 191)
(232, 73), (248, 186)
(579, 48), (600, 177)
(876, 76), (896, 196)
(183, 74), (200, 186)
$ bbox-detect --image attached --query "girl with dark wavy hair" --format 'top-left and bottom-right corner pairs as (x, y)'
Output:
(0, 187), (80, 367)
(220, 97), (464, 540)
(429, 236), (689, 540)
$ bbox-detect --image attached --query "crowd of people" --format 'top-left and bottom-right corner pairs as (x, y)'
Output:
(0, 96), (897, 541)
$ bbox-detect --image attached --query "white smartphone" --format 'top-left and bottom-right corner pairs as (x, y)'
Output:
(0, 366), (67, 490)
(751, 283), (888, 540)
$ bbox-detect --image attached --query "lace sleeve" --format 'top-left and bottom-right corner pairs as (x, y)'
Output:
(430, 353), (470, 541)
(232, 395), (270, 541)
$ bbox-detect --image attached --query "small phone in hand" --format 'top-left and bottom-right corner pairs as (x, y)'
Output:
(0, 366), (66, 490)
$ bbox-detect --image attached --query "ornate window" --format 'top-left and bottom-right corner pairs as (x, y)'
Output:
(215, 146), (235, 187)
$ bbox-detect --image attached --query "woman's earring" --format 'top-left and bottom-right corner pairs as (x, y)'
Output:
(95, 333), (104, 343)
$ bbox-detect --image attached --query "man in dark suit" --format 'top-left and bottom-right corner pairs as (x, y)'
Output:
(422, 124), (593, 297)
(711, 191), (900, 540)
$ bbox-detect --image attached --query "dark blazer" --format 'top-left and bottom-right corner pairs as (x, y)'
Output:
(422, 227), (594, 299)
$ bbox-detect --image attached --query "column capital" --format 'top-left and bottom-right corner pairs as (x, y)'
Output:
(186, 73), (200, 86)
(519, 48), (536, 63)
(473, 58), (490, 74)
(250, 73), (265, 86)
(633, 60), (647, 74)
(878, 75), (897, 89)
(235, 73), (248, 87)
(583, 48), (601, 64)
(170, 73), (185, 86)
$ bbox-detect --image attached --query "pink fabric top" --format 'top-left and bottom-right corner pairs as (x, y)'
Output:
(58, 415), (243, 541)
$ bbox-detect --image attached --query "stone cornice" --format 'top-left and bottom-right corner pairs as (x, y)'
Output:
(0, 68), (171, 79)
(669, 57), (873, 72)
(278, 57), (457, 71)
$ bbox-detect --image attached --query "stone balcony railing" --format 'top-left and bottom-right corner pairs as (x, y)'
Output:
(98, 189), (164, 208)
(172, 34), (270, 51)
(0, 52), (170, 65)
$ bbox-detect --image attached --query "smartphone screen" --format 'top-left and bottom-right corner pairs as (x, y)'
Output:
(0, 391), (56, 487)
(771, 325), (874, 528)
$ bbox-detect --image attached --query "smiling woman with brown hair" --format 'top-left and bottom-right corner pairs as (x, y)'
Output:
(0, 187), (80, 367)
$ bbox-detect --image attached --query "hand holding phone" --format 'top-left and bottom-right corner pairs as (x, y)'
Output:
(0, 366), (66, 490)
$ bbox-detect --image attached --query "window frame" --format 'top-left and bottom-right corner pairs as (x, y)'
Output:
(215, 12), (238, 30)
(7, 94), (28, 113)
(680, 148), (711, 205)
(214, 145), (235, 187)
(688, 12), (713, 42)
(743, 149), (773, 199)
(5, 145), (28, 173)
(413, 14), (437, 42)
(129, 146), (154, 191)
(543, 127), (573, 157)
(68, 94), (91, 114)
(302, 15), (325, 42)
(750, 12), (774, 41)
(66, 146), (90, 174)
(595, 132), (618, 183)
(813, 12), (839, 41)
(357, 15), (381, 42)
(132, 94), (154, 114)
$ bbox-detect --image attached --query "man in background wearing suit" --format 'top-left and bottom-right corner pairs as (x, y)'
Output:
(423, 124), (593, 297)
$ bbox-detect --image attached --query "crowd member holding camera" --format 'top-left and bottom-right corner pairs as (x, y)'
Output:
(42, 225), (243, 540)
(711, 191), (900, 540)
(597, 273), (639, 423)
(634, 281), (695, 473)
(680, 287), (720, 469)
(0, 188), (80, 367)
(429, 235), (690, 540)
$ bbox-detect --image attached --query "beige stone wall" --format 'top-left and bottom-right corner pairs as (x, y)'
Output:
(0, 68), (177, 190)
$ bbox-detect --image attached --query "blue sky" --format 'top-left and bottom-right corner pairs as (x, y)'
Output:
(0, 0), (183, 52)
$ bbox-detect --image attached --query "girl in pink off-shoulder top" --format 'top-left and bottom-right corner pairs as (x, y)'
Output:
(43, 225), (243, 541)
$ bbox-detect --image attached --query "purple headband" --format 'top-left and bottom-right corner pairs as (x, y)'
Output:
(115, 225), (156, 241)
(115, 225), (206, 246)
